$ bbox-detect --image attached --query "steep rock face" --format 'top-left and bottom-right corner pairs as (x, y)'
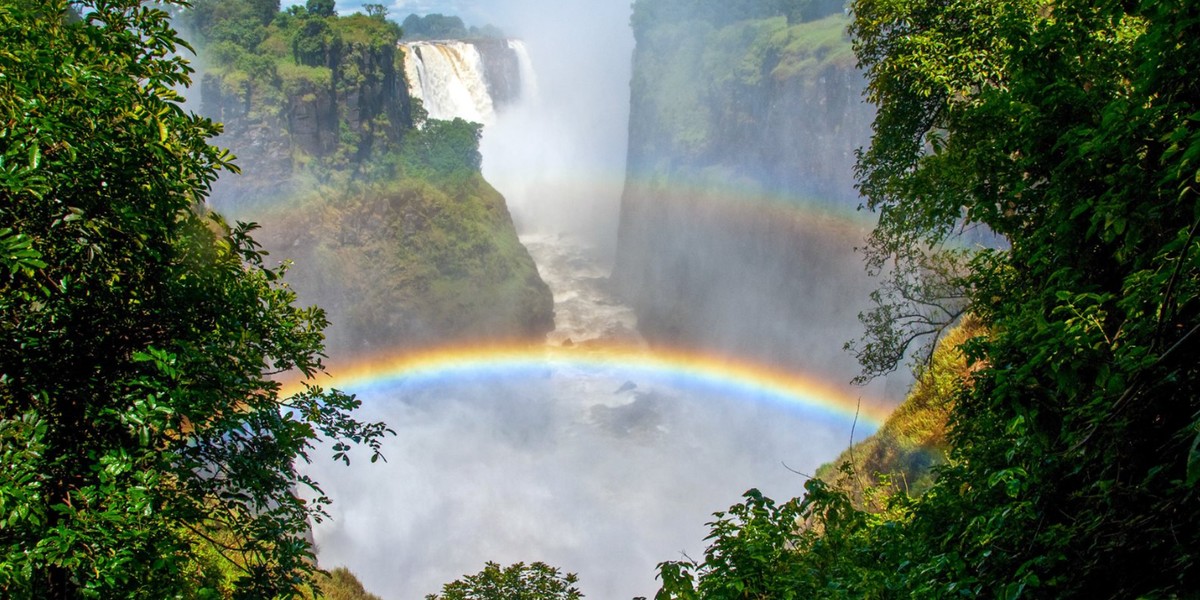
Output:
(622, 14), (869, 203)
(256, 175), (553, 353)
(193, 18), (553, 351)
(614, 8), (879, 380)
(473, 39), (524, 110)
(200, 37), (413, 199)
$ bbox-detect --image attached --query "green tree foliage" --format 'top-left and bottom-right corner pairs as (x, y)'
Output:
(362, 4), (387, 21)
(248, 0), (280, 23)
(658, 0), (1200, 597)
(400, 117), (485, 179)
(426, 562), (583, 600)
(0, 1), (390, 597)
(306, 0), (335, 18)
(850, 0), (1200, 590)
(655, 485), (893, 599)
(292, 15), (342, 68)
(187, 0), (278, 47)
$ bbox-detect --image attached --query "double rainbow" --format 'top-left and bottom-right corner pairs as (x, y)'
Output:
(284, 342), (892, 432)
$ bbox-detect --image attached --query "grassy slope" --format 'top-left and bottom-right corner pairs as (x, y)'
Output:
(817, 315), (987, 508)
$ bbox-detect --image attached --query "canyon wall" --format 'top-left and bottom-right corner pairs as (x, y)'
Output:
(189, 11), (552, 353)
(614, 4), (882, 383)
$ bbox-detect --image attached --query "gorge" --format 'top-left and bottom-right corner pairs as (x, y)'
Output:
(194, 2), (900, 598)
(6, 1), (1194, 597)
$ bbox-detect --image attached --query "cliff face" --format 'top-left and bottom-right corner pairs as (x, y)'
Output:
(200, 32), (414, 200)
(614, 7), (879, 380)
(622, 13), (868, 203)
(191, 12), (553, 352)
(255, 176), (554, 353)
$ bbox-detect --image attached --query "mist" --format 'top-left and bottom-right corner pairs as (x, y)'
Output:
(260, 1), (896, 597)
(307, 368), (858, 598)
(476, 0), (634, 262)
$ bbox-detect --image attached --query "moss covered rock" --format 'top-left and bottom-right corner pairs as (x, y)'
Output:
(255, 174), (553, 353)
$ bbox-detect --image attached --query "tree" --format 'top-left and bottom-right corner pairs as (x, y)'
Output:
(292, 15), (341, 67)
(363, 3), (387, 21)
(847, 0), (1200, 595)
(426, 562), (583, 600)
(306, 0), (335, 18)
(0, 1), (389, 597)
(400, 13), (468, 40)
(845, 247), (970, 382)
(400, 117), (484, 178)
(185, 0), (277, 46)
(249, 0), (280, 24)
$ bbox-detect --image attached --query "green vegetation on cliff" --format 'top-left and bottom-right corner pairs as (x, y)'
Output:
(308, 568), (383, 600)
(616, 0), (876, 380)
(180, 0), (554, 350)
(260, 172), (552, 351)
(184, 0), (410, 175)
(626, 1), (858, 184)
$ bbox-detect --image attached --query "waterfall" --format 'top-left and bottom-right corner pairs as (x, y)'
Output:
(401, 39), (537, 126)
(507, 40), (539, 102)
(401, 41), (497, 125)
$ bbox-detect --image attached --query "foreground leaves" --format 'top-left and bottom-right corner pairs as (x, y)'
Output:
(658, 0), (1200, 596)
(0, 2), (390, 597)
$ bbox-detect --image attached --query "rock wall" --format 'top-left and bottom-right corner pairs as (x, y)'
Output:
(192, 21), (553, 353)
(200, 36), (415, 203)
(255, 176), (554, 353)
(614, 7), (882, 382)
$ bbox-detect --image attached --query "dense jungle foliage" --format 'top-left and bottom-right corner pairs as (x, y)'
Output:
(652, 0), (1200, 597)
(0, 1), (393, 597)
(5, 0), (1198, 597)
(0, 1), (545, 597)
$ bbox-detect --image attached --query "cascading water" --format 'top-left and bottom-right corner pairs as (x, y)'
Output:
(402, 41), (497, 124)
(508, 40), (539, 101)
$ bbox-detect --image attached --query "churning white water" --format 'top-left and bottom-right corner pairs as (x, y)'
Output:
(402, 41), (497, 124)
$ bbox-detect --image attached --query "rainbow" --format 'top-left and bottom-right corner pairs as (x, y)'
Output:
(282, 342), (893, 431)
(221, 169), (874, 234)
